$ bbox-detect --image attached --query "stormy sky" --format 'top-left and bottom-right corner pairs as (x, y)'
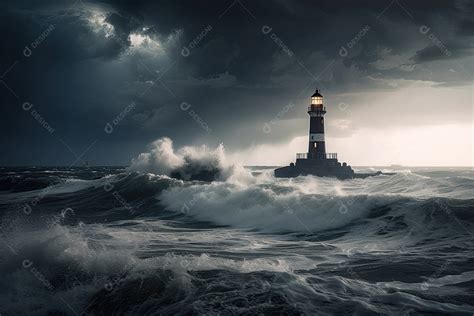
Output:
(0, 0), (472, 166)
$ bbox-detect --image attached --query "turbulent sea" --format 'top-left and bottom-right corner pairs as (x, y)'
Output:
(0, 166), (473, 315)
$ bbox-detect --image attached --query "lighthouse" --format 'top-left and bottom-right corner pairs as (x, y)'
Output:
(274, 87), (389, 179)
(308, 89), (326, 159)
(274, 88), (358, 179)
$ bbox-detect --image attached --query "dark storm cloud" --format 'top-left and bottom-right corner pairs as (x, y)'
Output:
(412, 42), (471, 63)
(0, 0), (472, 165)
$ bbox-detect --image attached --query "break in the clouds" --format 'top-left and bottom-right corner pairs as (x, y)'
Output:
(0, 0), (472, 166)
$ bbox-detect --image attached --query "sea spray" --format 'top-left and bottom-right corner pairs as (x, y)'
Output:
(128, 137), (253, 183)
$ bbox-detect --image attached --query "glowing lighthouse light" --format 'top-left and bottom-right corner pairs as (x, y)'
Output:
(311, 89), (323, 105)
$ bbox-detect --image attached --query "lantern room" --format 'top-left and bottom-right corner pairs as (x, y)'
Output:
(311, 89), (323, 105)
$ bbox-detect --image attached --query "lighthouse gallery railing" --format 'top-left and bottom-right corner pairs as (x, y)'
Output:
(296, 152), (338, 160)
(307, 106), (326, 112)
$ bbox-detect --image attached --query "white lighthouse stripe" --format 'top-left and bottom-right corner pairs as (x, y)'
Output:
(310, 133), (325, 141)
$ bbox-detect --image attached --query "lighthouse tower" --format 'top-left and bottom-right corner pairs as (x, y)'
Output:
(274, 87), (386, 179)
(308, 89), (326, 159)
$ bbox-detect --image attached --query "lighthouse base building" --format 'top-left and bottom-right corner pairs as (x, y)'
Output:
(274, 89), (384, 180)
(274, 155), (357, 179)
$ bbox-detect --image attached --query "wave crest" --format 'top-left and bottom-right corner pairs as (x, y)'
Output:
(128, 137), (249, 182)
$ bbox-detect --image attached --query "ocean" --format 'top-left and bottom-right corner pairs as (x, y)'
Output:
(0, 166), (473, 315)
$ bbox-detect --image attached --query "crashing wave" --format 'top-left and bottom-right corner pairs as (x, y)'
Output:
(127, 137), (250, 182)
